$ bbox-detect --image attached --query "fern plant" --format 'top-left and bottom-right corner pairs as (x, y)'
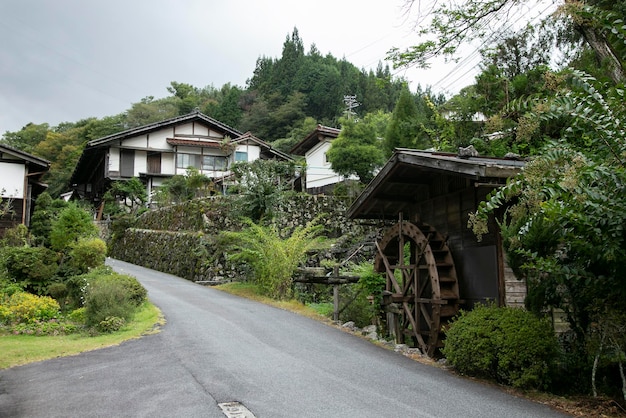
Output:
(219, 218), (323, 300)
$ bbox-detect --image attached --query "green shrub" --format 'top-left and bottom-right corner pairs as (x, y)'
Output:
(68, 307), (86, 324)
(0, 292), (60, 324)
(0, 276), (23, 296)
(49, 203), (98, 252)
(97, 316), (126, 333)
(67, 237), (107, 274)
(83, 280), (137, 328)
(10, 319), (78, 335)
(2, 246), (59, 294)
(46, 282), (67, 298)
(1, 224), (31, 247)
(95, 274), (147, 307)
(83, 272), (147, 328)
(64, 274), (90, 309)
(308, 302), (334, 317)
(442, 303), (560, 390)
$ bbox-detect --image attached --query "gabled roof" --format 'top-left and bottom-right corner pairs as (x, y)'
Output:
(289, 124), (341, 156)
(87, 109), (244, 147)
(0, 144), (50, 171)
(347, 148), (525, 220)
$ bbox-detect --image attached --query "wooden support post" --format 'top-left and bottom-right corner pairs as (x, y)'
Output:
(333, 265), (340, 321)
(333, 284), (339, 322)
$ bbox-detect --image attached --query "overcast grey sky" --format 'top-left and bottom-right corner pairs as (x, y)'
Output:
(0, 0), (481, 133)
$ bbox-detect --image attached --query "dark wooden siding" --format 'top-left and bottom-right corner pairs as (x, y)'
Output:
(412, 175), (502, 308)
(0, 198), (24, 235)
(147, 152), (161, 174)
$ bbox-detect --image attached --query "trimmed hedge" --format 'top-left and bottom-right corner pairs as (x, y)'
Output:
(442, 303), (560, 390)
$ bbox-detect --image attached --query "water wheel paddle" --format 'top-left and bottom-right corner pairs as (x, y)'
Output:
(375, 220), (460, 357)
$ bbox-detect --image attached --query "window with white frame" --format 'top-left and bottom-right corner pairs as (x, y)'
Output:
(235, 151), (248, 162)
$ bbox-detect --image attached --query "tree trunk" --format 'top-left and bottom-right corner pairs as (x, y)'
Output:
(576, 23), (625, 84)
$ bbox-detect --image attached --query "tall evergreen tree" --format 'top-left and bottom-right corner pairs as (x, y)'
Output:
(383, 88), (424, 155)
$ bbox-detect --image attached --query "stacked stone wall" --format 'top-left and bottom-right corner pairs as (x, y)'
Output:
(107, 194), (378, 282)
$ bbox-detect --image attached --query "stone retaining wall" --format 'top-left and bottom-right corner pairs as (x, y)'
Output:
(107, 194), (377, 282)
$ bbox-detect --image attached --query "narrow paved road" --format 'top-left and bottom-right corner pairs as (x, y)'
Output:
(0, 259), (569, 417)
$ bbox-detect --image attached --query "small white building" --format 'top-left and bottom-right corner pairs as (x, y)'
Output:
(69, 110), (291, 206)
(290, 124), (353, 194)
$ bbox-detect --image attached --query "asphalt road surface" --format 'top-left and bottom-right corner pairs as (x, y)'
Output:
(0, 259), (570, 418)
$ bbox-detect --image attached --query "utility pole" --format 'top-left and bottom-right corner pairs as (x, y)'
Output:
(343, 95), (360, 120)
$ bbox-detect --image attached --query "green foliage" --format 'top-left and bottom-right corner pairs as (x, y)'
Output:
(0, 292), (60, 324)
(272, 116), (318, 153)
(67, 237), (107, 275)
(0, 224), (31, 247)
(49, 203), (98, 252)
(307, 302), (334, 317)
(245, 28), (406, 141)
(46, 282), (68, 303)
(152, 168), (215, 206)
(2, 246), (59, 294)
(83, 272), (147, 329)
(327, 262), (385, 328)
(384, 88), (423, 155)
(8, 319), (78, 336)
(337, 285), (377, 329)
(587, 308), (626, 400)
(230, 159), (296, 221)
(96, 316), (126, 333)
(0, 122), (49, 154)
(326, 116), (385, 184)
(84, 283), (135, 329)
(103, 177), (148, 216)
(125, 96), (180, 128)
(0, 276), (24, 296)
(220, 218), (323, 299)
(470, 71), (626, 349)
(29, 192), (68, 247)
(68, 307), (86, 323)
(442, 304), (560, 389)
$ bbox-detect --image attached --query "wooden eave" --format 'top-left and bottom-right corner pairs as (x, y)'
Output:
(166, 138), (222, 148)
(347, 149), (525, 220)
(0, 144), (50, 172)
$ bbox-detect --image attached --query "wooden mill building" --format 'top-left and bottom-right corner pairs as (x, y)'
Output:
(347, 148), (526, 356)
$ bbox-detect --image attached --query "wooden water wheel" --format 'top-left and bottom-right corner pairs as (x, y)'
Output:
(375, 219), (460, 357)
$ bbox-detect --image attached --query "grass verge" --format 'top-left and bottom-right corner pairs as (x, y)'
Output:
(0, 302), (163, 369)
(215, 282), (332, 321)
